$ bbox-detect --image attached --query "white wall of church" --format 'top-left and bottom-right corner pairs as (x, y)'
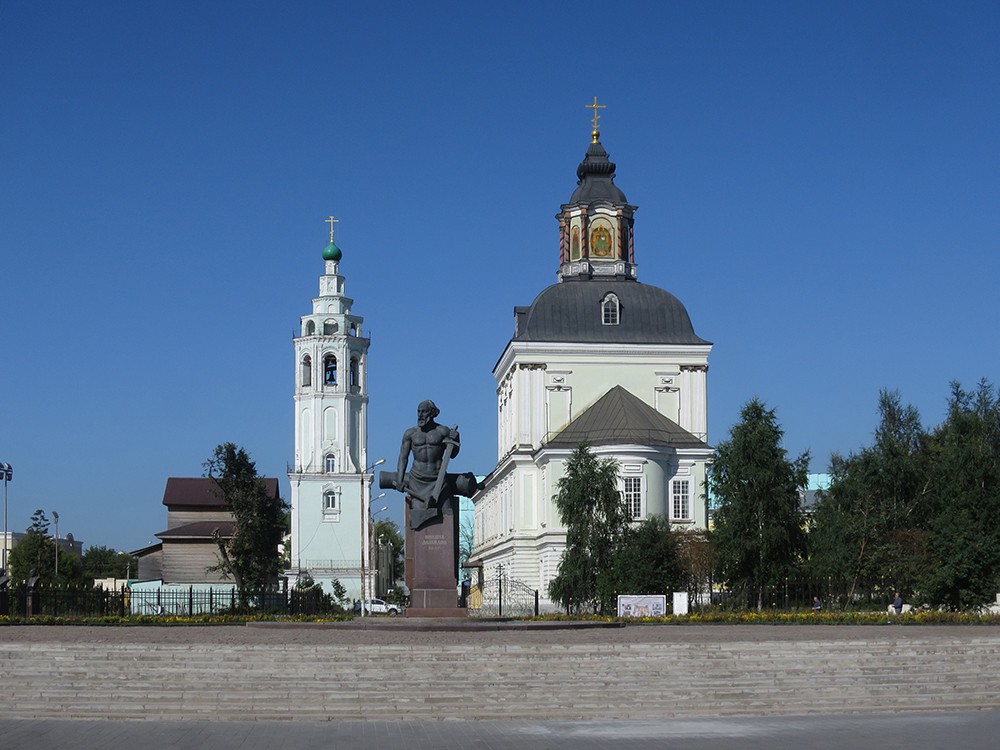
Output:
(473, 442), (711, 610)
(289, 471), (366, 597)
(288, 254), (371, 601)
(494, 342), (710, 459)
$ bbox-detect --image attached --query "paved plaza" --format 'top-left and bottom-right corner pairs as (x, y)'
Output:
(5, 713), (1000, 749)
(2, 623), (999, 748)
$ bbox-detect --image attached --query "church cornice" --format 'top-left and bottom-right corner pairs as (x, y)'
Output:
(293, 335), (371, 347)
(474, 447), (542, 496)
(494, 340), (711, 379)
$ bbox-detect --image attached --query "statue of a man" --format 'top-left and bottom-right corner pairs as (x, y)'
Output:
(382, 400), (479, 529)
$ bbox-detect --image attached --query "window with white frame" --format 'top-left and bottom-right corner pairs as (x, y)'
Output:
(623, 475), (643, 520)
(324, 454), (336, 473)
(601, 293), (620, 325)
(323, 488), (339, 513)
(671, 479), (691, 520)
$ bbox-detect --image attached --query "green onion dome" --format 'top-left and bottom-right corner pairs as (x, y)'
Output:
(322, 242), (342, 262)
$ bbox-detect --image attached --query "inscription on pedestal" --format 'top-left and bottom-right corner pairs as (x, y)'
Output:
(407, 498), (459, 592)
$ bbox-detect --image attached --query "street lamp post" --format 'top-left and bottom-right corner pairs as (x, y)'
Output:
(52, 511), (59, 577)
(360, 459), (385, 616)
(367, 495), (386, 602)
(1, 463), (11, 572)
(371, 503), (387, 597)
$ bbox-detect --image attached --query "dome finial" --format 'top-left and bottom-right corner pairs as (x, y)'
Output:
(325, 214), (339, 243)
(322, 214), (343, 262)
(585, 96), (606, 143)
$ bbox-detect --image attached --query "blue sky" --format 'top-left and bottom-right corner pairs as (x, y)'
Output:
(2, 2), (998, 553)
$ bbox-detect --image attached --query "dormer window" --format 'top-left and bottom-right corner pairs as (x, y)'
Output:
(324, 454), (336, 473)
(602, 294), (620, 325)
(323, 355), (338, 385)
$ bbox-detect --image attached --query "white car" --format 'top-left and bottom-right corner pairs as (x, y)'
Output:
(357, 598), (401, 616)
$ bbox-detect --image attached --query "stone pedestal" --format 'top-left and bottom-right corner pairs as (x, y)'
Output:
(404, 496), (466, 618)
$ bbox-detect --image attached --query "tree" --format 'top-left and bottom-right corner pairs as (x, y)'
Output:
(920, 380), (1000, 610)
(373, 518), (404, 586)
(709, 399), (808, 610)
(548, 444), (630, 614)
(808, 391), (930, 599)
(674, 529), (716, 603)
(293, 573), (348, 613)
(7, 531), (53, 585)
(614, 516), (682, 596)
(7, 520), (85, 587)
(28, 509), (50, 536)
(204, 443), (289, 606)
(82, 546), (136, 581)
(457, 515), (474, 576)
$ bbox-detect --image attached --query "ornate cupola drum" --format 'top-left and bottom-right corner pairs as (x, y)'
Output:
(557, 97), (638, 282)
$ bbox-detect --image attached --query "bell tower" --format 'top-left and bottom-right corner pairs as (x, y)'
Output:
(288, 217), (372, 598)
(557, 98), (638, 282)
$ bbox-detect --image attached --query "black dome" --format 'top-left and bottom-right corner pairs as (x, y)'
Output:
(567, 140), (628, 205)
(512, 279), (710, 345)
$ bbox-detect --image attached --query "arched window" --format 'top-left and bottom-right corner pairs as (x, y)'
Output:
(324, 454), (336, 473)
(301, 355), (312, 387)
(323, 355), (338, 385)
(602, 294), (620, 326)
(305, 320), (315, 336)
(323, 319), (337, 335)
(350, 357), (360, 389)
(349, 323), (357, 337)
(323, 490), (338, 512)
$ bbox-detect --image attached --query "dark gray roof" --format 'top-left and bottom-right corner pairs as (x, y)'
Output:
(157, 521), (235, 540)
(568, 140), (627, 204)
(162, 477), (280, 507)
(513, 279), (710, 345)
(544, 386), (709, 450)
(129, 541), (163, 558)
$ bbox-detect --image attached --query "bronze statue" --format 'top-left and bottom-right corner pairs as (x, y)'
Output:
(380, 400), (479, 529)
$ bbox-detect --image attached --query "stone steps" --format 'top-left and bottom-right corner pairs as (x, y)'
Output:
(2, 636), (999, 720)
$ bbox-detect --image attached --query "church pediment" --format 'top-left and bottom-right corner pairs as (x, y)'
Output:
(542, 385), (709, 451)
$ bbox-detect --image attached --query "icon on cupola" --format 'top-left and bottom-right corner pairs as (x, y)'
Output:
(590, 226), (612, 257)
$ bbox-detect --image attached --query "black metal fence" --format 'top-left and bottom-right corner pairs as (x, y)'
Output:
(0, 585), (340, 618)
(468, 573), (539, 618)
(0, 577), (903, 619)
(713, 577), (902, 611)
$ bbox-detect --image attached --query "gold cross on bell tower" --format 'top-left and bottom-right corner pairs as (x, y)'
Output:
(585, 96), (606, 143)
(325, 215), (339, 243)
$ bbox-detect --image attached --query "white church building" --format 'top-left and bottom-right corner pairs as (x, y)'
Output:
(471, 121), (714, 610)
(287, 225), (375, 600)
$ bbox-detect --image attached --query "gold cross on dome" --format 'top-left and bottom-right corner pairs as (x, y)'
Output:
(585, 96), (606, 141)
(325, 215), (339, 242)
